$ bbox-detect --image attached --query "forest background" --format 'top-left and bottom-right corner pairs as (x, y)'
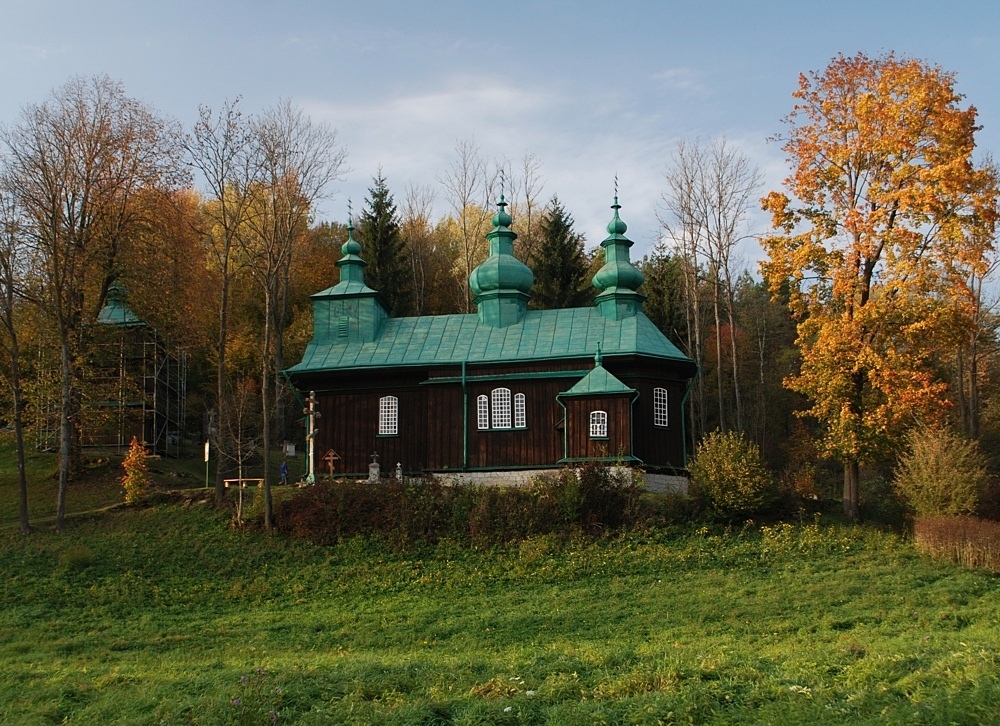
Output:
(1, 46), (999, 533)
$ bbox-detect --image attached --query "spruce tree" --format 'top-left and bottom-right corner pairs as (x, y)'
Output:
(530, 196), (590, 309)
(356, 171), (412, 316)
(640, 241), (687, 345)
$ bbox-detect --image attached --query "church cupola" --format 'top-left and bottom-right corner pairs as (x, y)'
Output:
(97, 281), (146, 327)
(593, 196), (645, 320)
(469, 195), (534, 328)
(309, 218), (387, 343)
(331, 220), (375, 295)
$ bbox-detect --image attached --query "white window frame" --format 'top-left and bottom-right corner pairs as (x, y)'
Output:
(653, 387), (669, 427)
(590, 410), (608, 439)
(491, 387), (511, 429)
(514, 393), (526, 429)
(477, 395), (490, 430)
(379, 395), (398, 436)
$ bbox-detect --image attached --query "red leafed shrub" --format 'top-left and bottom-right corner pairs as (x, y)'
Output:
(913, 516), (1000, 572)
(274, 477), (451, 547)
(275, 463), (646, 549)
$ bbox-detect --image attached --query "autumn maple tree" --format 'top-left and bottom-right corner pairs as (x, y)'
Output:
(761, 52), (998, 520)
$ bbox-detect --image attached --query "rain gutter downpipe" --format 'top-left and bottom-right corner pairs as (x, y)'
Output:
(462, 359), (468, 471)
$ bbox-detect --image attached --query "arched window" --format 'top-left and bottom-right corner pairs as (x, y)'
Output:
(477, 395), (490, 430)
(590, 410), (608, 439)
(491, 387), (511, 429)
(514, 393), (526, 429)
(477, 389), (527, 431)
(653, 387), (669, 427)
(379, 395), (398, 436)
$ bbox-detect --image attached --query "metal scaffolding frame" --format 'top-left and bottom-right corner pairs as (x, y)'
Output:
(33, 298), (188, 458)
(81, 327), (187, 457)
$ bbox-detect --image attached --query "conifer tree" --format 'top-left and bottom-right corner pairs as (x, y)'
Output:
(640, 241), (687, 345)
(357, 170), (412, 316)
(530, 196), (590, 309)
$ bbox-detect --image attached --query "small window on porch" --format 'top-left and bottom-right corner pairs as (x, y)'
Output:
(589, 410), (608, 439)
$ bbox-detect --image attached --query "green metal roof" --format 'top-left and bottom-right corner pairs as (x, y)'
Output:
(287, 306), (694, 375)
(96, 284), (146, 327)
(560, 363), (635, 396)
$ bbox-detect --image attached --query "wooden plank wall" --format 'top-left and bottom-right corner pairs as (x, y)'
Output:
(563, 396), (632, 460)
(465, 378), (565, 469)
(309, 355), (692, 475)
(628, 379), (688, 468)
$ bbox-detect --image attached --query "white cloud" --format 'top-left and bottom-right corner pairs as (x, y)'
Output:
(299, 75), (780, 264)
(651, 67), (706, 94)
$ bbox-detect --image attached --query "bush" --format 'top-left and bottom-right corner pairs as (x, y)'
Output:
(688, 430), (773, 518)
(531, 463), (643, 534)
(894, 428), (988, 518)
(121, 437), (149, 504)
(914, 516), (1000, 572)
(275, 463), (646, 549)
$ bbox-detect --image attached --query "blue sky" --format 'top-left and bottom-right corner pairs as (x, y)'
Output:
(2, 1), (999, 261)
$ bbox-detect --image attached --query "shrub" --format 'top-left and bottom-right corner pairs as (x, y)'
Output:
(688, 430), (773, 518)
(275, 463), (647, 549)
(531, 463), (643, 534)
(914, 516), (1000, 572)
(894, 428), (988, 518)
(121, 437), (149, 504)
(273, 477), (449, 547)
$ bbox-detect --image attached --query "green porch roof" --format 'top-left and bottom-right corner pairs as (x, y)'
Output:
(287, 306), (694, 375)
(560, 363), (635, 397)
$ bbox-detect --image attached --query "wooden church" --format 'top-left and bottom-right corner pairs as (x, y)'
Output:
(286, 196), (697, 485)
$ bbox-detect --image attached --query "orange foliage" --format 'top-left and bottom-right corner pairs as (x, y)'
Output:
(760, 52), (998, 467)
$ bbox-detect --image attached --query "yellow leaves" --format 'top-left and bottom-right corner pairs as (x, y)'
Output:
(760, 52), (998, 465)
(761, 191), (794, 231)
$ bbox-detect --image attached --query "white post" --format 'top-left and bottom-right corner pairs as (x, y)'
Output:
(305, 391), (318, 485)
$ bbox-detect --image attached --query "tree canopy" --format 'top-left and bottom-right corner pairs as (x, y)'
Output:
(530, 196), (590, 309)
(357, 171), (412, 317)
(760, 52), (999, 519)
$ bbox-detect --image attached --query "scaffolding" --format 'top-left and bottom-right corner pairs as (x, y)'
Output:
(82, 330), (187, 457)
(34, 284), (188, 457)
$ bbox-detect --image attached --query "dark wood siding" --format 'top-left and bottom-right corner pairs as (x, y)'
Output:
(300, 351), (693, 476)
(628, 378), (688, 468)
(423, 384), (463, 470)
(563, 395), (632, 461)
(465, 378), (564, 469)
(315, 371), (435, 476)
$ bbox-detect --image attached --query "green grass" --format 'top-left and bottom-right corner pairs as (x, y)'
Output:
(2, 436), (999, 722)
(2, 504), (1000, 723)
(0, 437), (123, 526)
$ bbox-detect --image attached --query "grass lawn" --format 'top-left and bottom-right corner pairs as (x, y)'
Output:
(1, 440), (999, 723)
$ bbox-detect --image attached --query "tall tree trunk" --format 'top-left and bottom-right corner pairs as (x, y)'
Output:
(10, 338), (30, 534)
(681, 258), (697, 451)
(724, 275), (743, 431)
(261, 288), (273, 531)
(214, 273), (230, 507)
(843, 460), (860, 521)
(685, 257), (706, 439)
(843, 370), (865, 521)
(713, 274), (725, 432)
(969, 339), (980, 440)
(56, 332), (72, 531)
(956, 348), (969, 437)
